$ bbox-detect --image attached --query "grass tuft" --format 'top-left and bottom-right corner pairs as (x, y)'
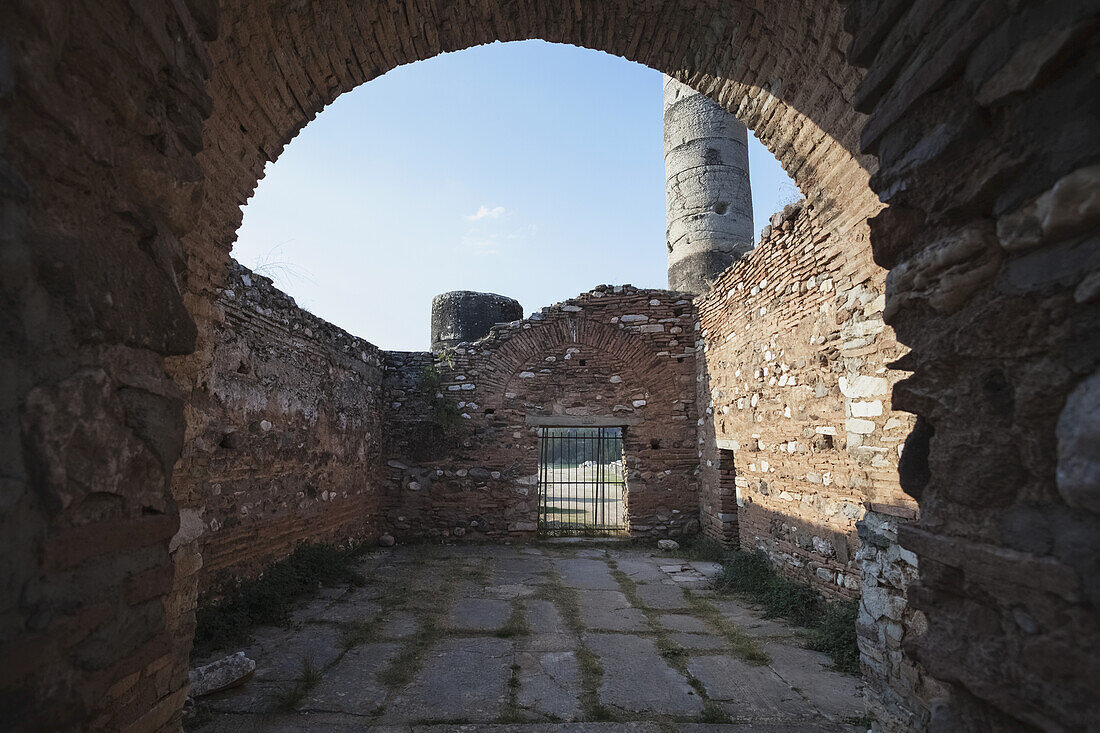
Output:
(697, 702), (733, 724)
(271, 658), (322, 712)
(496, 602), (530, 639)
(340, 619), (381, 650)
(377, 614), (443, 690)
(672, 535), (728, 562)
(808, 601), (860, 675)
(656, 636), (687, 662)
(193, 542), (366, 660)
(712, 550), (860, 674)
(682, 588), (770, 665)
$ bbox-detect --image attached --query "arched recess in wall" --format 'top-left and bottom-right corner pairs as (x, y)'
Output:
(166, 0), (888, 692)
(474, 318), (670, 408)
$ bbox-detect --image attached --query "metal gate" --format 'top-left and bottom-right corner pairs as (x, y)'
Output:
(537, 427), (626, 536)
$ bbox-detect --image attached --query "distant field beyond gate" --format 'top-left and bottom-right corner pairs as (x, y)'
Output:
(537, 427), (626, 536)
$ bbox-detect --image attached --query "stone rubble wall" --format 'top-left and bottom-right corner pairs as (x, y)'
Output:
(695, 200), (932, 729)
(174, 275), (702, 568)
(844, 3), (1099, 731)
(381, 286), (701, 540)
(173, 262), (386, 592)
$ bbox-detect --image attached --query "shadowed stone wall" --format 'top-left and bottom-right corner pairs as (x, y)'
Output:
(383, 286), (700, 540)
(843, 3), (1099, 730)
(175, 262), (386, 592)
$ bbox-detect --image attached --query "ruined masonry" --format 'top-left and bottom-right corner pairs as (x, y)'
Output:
(2, 2), (1096, 733)
(431, 290), (524, 352)
(664, 75), (754, 294)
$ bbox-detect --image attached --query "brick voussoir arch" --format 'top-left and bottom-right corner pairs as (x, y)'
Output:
(193, 0), (878, 264)
(471, 317), (670, 406)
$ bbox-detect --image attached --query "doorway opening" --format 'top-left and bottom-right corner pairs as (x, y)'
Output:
(537, 427), (627, 536)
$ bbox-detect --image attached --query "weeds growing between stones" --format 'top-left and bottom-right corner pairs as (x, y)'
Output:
(192, 542), (367, 660)
(712, 549), (860, 674)
(270, 659), (322, 712)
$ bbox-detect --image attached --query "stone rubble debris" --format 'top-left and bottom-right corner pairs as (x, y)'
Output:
(188, 652), (256, 698)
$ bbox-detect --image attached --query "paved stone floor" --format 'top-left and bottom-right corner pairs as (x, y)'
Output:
(191, 543), (865, 732)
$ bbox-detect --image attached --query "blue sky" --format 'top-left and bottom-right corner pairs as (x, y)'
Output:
(233, 41), (799, 351)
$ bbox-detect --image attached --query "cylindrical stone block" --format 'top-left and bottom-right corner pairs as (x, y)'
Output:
(664, 76), (754, 295)
(431, 291), (523, 351)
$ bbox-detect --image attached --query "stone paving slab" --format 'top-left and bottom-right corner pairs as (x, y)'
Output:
(448, 597), (511, 631)
(687, 655), (817, 721)
(690, 561), (725, 577)
(492, 555), (552, 584)
(584, 632), (704, 717)
(383, 637), (513, 723)
(611, 556), (667, 583)
(553, 558), (620, 590)
(515, 650), (582, 720)
(299, 642), (399, 715)
(198, 681), (283, 714)
(577, 590), (648, 631)
(669, 632), (726, 651)
(380, 610), (420, 639)
(524, 599), (566, 632)
(373, 563), (410, 581)
(487, 582), (538, 600)
(288, 597), (336, 625)
(633, 581), (691, 610)
(764, 642), (865, 720)
(244, 624), (344, 682)
(314, 597), (383, 624)
(657, 613), (713, 633)
(713, 599), (800, 638)
(313, 585), (353, 602)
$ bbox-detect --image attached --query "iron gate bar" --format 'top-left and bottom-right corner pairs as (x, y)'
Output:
(536, 426), (626, 537)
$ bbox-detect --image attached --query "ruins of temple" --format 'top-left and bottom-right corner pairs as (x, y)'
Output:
(1, 2), (1096, 732)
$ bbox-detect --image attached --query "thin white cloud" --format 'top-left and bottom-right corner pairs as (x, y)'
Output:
(465, 205), (506, 221)
(461, 233), (503, 256)
(460, 208), (530, 256)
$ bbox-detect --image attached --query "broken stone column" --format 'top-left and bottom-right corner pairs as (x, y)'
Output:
(664, 76), (754, 295)
(431, 291), (523, 351)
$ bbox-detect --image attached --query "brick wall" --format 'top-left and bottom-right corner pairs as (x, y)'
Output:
(695, 200), (932, 728)
(381, 286), (700, 540)
(176, 275), (701, 568)
(174, 262), (386, 591)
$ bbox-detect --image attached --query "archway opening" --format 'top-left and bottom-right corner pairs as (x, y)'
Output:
(177, 24), (912, 733)
(229, 40), (800, 350)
